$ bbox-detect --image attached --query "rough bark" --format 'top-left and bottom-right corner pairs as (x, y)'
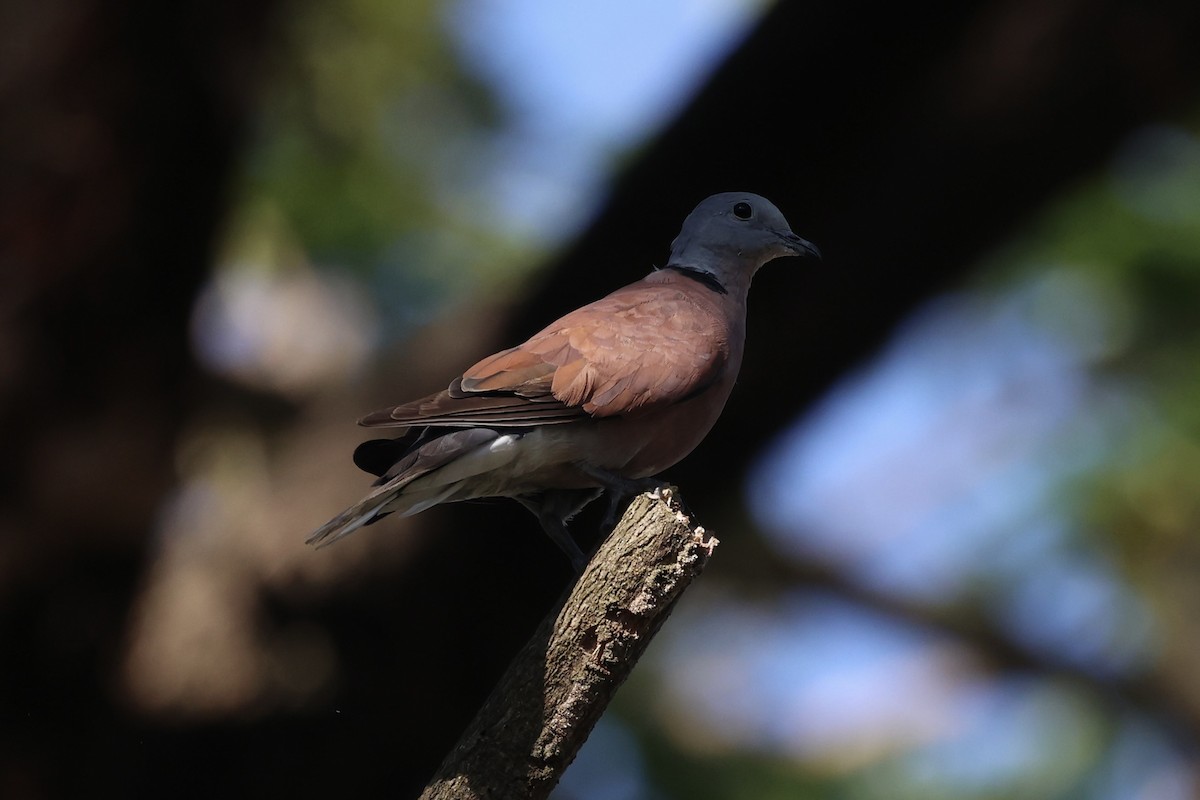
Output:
(419, 488), (716, 800)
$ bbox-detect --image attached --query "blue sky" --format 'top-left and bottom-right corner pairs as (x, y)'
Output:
(446, 0), (762, 239)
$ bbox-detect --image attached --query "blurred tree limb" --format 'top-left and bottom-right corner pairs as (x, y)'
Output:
(419, 489), (716, 800)
(762, 554), (1200, 742)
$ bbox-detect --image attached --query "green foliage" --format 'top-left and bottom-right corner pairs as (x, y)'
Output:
(216, 0), (535, 333)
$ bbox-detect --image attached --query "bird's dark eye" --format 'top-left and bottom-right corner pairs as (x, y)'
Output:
(733, 202), (752, 220)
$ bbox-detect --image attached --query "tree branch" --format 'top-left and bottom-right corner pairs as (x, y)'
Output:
(419, 488), (716, 800)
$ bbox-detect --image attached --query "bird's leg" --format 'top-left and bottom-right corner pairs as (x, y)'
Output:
(539, 515), (589, 573)
(515, 489), (601, 573)
(600, 491), (629, 532)
(577, 463), (664, 498)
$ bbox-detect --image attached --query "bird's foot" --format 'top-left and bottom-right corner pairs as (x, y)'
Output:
(538, 513), (590, 573)
(600, 491), (627, 532)
(574, 465), (668, 532)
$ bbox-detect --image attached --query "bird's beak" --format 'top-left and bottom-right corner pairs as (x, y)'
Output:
(779, 231), (822, 261)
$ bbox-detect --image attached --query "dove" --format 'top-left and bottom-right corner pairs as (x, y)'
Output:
(308, 192), (820, 569)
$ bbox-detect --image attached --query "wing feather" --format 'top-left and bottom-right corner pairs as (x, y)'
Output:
(358, 274), (730, 429)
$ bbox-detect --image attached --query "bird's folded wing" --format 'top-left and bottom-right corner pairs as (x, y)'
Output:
(357, 385), (583, 427)
(359, 282), (729, 428)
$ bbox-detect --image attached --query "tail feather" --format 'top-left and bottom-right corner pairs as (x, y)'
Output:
(306, 487), (396, 548)
(307, 427), (517, 548)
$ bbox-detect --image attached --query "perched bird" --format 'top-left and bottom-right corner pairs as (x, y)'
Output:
(308, 192), (819, 568)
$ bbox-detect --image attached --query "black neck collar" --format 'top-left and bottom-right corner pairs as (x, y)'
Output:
(663, 265), (728, 295)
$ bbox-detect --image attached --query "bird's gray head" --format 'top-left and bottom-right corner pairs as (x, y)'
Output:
(666, 192), (820, 293)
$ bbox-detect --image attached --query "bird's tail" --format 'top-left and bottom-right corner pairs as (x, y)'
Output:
(306, 427), (511, 549)
(307, 478), (466, 548)
(305, 484), (397, 549)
